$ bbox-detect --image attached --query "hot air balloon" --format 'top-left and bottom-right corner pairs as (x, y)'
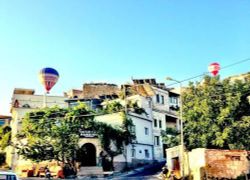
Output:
(39, 67), (59, 93)
(208, 62), (220, 76)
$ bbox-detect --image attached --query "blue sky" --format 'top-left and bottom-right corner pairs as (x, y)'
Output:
(0, 0), (250, 114)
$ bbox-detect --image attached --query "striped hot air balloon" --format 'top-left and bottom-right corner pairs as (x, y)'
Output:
(208, 62), (220, 76)
(39, 67), (59, 93)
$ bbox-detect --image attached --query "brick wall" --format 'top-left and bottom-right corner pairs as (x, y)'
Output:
(82, 83), (119, 98)
(205, 149), (249, 179)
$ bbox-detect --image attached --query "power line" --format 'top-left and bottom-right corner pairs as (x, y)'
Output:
(167, 58), (250, 87)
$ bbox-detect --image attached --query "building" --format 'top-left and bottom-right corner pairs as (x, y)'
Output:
(8, 79), (180, 175)
(132, 79), (180, 161)
(65, 83), (120, 110)
(8, 88), (67, 174)
(66, 83), (156, 170)
(0, 115), (11, 126)
(166, 146), (250, 179)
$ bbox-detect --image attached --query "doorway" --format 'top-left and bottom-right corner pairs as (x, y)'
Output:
(79, 143), (96, 166)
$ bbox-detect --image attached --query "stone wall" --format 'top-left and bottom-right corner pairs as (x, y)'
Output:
(166, 147), (250, 180)
(205, 149), (249, 179)
(82, 83), (119, 98)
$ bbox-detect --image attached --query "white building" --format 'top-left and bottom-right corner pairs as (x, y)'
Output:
(93, 94), (155, 170)
(132, 79), (180, 161)
(8, 88), (67, 174)
(8, 80), (180, 175)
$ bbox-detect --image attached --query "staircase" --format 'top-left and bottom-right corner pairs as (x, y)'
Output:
(78, 166), (103, 176)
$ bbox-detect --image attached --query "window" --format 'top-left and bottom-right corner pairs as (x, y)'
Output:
(159, 120), (162, 128)
(154, 136), (160, 146)
(131, 148), (136, 158)
(148, 100), (152, 108)
(144, 127), (149, 135)
(161, 95), (164, 104)
(0, 120), (4, 126)
(170, 97), (178, 104)
(145, 149), (150, 158)
(154, 119), (157, 128)
(156, 94), (160, 103)
(22, 104), (31, 108)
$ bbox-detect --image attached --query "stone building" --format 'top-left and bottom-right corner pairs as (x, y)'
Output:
(166, 146), (250, 179)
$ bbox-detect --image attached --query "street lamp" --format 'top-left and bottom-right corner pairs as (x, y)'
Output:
(166, 77), (184, 178)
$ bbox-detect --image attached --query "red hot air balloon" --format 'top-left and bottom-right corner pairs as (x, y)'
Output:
(208, 62), (220, 76)
(39, 67), (59, 93)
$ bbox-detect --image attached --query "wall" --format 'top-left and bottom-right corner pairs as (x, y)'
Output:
(205, 149), (249, 179)
(95, 112), (124, 127)
(9, 93), (67, 174)
(151, 86), (169, 112)
(82, 83), (119, 98)
(166, 147), (250, 180)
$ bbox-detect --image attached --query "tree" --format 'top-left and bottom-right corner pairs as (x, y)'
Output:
(16, 103), (135, 173)
(183, 74), (250, 150)
(163, 73), (250, 151)
(0, 125), (11, 166)
(0, 125), (11, 150)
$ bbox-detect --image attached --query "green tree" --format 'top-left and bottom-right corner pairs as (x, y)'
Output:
(0, 125), (12, 150)
(180, 74), (250, 150)
(16, 103), (135, 172)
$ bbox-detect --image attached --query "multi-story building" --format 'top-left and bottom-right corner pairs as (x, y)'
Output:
(132, 79), (180, 161)
(8, 79), (180, 175)
(66, 83), (155, 170)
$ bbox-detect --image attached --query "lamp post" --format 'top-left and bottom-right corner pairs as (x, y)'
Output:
(166, 77), (184, 178)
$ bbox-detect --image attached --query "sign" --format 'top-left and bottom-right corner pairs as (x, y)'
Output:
(79, 130), (97, 138)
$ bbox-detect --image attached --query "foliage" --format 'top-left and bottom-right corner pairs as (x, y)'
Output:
(127, 100), (147, 115)
(161, 128), (180, 148)
(180, 74), (250, 150)
(102, 101), (124, 114)
(0, 125), (12, 150)
(16, 102), (135, 166)
(16, 105), (85, 163)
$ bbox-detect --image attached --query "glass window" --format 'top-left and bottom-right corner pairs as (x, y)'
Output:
(156, 94), (160, 103)
(154, 136), (160, 146)
(145, 149), (150, 158)
(131, 148), (136, 157)
(159, 120), (162, 128)
(154, 119), (157, 128)
(144, 127), (149, 135)
(170, 97), (178, 104)
(161, 95), (164, 104)
(0, 175), (17, 180)
(0, 120), (5, 126)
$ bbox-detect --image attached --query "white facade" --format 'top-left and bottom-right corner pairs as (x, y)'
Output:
(151, 86), (179, 161)
(9, 88), (67, 174)
(95, 95), (155, 167)
(8, 84), (179, 174)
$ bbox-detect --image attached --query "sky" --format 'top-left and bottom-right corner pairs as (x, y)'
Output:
(0, 0), (250, 115)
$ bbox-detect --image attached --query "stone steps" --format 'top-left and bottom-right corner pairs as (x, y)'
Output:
(78, 166), (103, 176)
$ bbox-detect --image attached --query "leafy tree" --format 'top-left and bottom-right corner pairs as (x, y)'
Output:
(182, 74), (250, 150)
(163, 73), (250, 151)
(16, 103), (135, 172)
(161, 128), (180, 148)
(0, 125), (11, 150)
